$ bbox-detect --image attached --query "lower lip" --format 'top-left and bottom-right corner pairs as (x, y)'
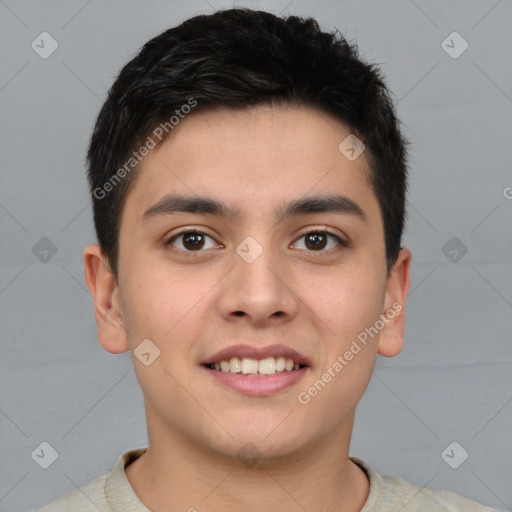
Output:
(202, 366), (309, 396)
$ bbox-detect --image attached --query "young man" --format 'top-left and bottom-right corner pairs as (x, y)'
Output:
(40, 8), (498, 512)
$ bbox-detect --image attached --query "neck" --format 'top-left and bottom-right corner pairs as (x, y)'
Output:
(125, 409), (369, 512)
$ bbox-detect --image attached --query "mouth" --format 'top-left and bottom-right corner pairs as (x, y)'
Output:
(201, 344), (311, 389)
(203, 356), (308, 377)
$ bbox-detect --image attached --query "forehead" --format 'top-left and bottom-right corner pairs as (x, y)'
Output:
(122, 105), (380, 228)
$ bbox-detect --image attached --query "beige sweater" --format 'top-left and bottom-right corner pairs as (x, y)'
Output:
(39, 447), (499, 511)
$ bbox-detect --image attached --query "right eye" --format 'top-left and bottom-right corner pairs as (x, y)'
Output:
(165, 230), (221, 252)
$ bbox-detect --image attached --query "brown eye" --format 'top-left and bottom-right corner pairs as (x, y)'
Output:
(166, 231), (218, 252)
(305, 232), (328, 250)
(294, 230), (347, 252)
(182, 232), (205, 250)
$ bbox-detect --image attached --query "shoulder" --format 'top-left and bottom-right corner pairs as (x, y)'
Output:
(350, 457), (499, 512)
(37, 473), (109, 511)
(380, 473), (498, 511)
(37, 447), (148, 512)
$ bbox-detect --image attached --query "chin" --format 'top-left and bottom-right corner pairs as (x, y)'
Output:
(209, 423), (310, 462)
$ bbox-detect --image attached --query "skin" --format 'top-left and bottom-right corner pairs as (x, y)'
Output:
(84, 104), (411, 512)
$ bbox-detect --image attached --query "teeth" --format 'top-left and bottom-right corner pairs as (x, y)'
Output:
(210, 356), (303, 376)
(229, 357), (241, 373)
(258, 357), (276, 375)
(241, 358), (259, 375)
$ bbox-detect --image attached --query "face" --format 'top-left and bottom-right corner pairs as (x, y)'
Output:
(85, 105), (410, 463)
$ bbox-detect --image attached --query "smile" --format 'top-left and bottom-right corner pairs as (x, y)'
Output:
(205, 356), (306, 376)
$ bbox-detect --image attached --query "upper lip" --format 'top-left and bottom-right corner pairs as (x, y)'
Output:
(203, 344), (311, 367)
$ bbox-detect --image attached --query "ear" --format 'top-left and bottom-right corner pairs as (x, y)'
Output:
(83, 243), (129, 354)
(377, 247), (412, 358)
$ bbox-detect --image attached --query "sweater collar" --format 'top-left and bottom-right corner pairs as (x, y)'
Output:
(105, 447), (382, 511)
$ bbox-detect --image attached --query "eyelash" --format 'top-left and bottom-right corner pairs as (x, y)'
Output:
(164, 228), (348, 254)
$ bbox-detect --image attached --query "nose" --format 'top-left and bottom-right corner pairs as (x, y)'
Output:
(215, 240), (299, 328)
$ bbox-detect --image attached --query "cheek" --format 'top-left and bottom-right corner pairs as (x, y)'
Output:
(120, 264), (191, 341)
(301, 274), (383, 413)
(308, 267), (385, 339)
(120, 259), (219, 363)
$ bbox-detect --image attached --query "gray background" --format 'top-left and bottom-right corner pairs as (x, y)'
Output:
(1, 0), (511, 510)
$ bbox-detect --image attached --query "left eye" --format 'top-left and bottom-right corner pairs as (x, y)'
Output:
(293, 231), (345, 251)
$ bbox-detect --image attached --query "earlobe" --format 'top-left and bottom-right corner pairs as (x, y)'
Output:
(83, 243), (129, 354)
(377, 247), (412, 358)
(377, 333), (404, 357)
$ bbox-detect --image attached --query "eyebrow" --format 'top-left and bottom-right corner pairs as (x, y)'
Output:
(142, 193), (367, 224)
